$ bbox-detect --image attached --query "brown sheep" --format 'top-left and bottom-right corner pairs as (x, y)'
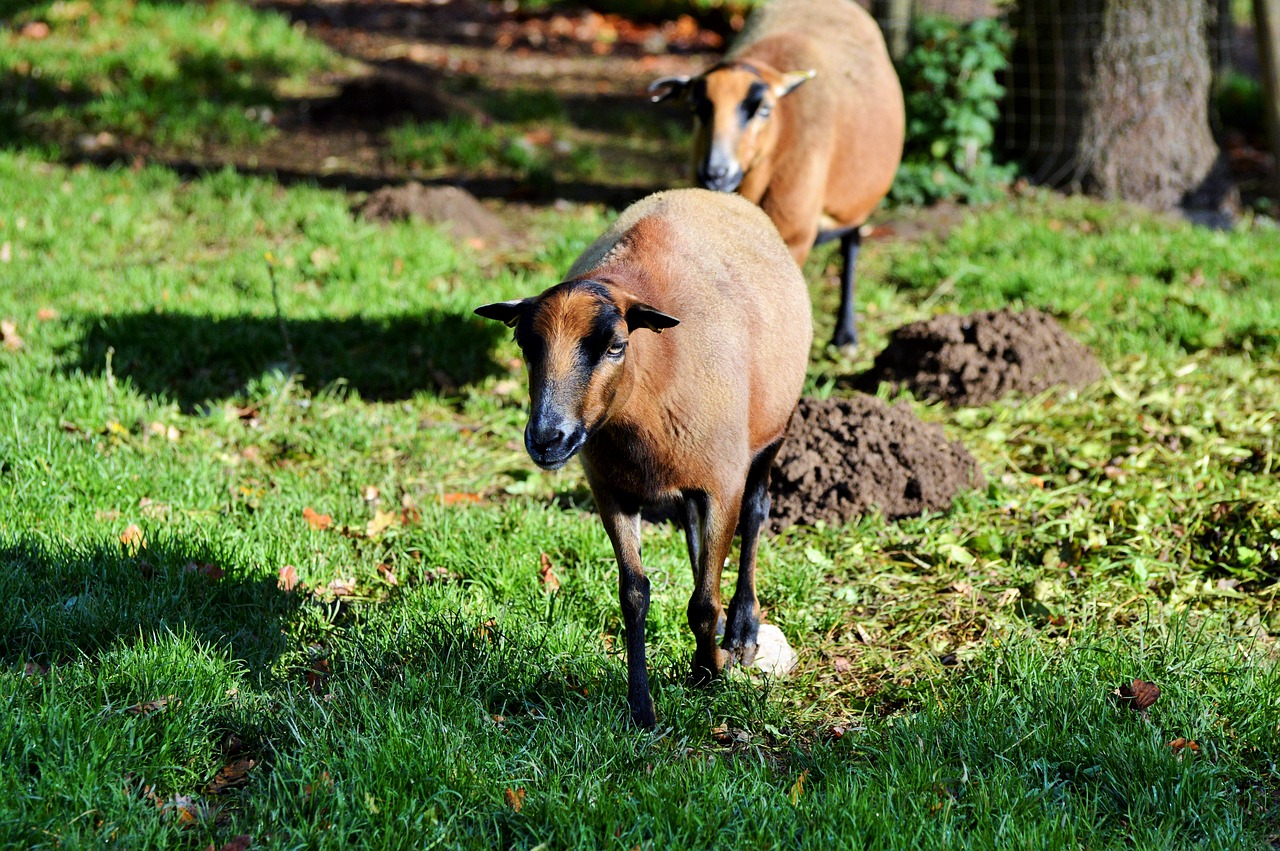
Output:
(649, 0), (904, 351)
(475, 189), (812, 727)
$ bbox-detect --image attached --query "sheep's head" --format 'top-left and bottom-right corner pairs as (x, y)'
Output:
(649, 61), (814, 193)
(475, 281), (678, 470)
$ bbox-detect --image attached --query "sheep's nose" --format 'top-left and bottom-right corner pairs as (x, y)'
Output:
(525, 413), (581, 469)
(527, 424), (568, 455)
(697, 153), (742, 193)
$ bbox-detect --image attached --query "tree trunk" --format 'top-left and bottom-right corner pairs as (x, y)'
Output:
(1006, 0), (1224, 210)
(1257, 0), (1280, 195)
(872, 0), (913, 63)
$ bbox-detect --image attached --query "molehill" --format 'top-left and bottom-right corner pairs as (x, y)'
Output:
(857, 307), (1102, 406)
(769, 395), (985, 531)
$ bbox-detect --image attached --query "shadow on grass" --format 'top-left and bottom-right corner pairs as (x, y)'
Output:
(67, 309), (507, 410)
(0, 535), (302, 673)
(0, 36), (306, 150)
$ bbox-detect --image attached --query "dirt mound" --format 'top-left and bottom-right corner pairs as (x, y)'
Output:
(768, 395), (984, 531)
(857, 308), (1102, 406)
(357, 183), (514, 246)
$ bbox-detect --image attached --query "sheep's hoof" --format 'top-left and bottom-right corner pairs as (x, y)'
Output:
(722, 611), (760, 667)
(724, 640), (758, 668)
(630, 697), (657, 729)
(751, 624), (798, 677)
(829, 338), (858, 358)
(687, 648), (728, 686)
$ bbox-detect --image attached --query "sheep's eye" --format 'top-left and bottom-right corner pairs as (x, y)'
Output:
(606, 342), (626, 358)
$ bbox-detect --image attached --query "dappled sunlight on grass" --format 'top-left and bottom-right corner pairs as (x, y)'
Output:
(0, 149), (1278, 845)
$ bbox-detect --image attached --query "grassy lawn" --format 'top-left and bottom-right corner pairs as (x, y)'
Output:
(2, 1), (1280, 849)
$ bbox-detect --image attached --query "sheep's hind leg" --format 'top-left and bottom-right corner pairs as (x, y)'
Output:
(687, 490), (737, 686)
(831, 228), (861, 352)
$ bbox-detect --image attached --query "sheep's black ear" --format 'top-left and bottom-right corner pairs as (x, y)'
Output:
(648, 76), (692, 103)
(625, 303), (680, 333)
(474, 299), (529, 328)
(774, 69), (815, 98)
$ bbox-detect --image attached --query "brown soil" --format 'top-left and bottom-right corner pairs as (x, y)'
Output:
(356, 182), (514, 246)
(768, 395), (985, 531)
(856, 308), (1103, 406)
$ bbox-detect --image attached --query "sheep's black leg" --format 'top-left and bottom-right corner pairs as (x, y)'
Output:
(688, 492), (736, 686)
(594, 487), (655, 727)
(723, 438), (784, 667)
(680, 492), (724, 638)
(832, 228), (862, 351)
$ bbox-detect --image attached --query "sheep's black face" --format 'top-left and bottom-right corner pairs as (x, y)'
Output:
(474, 282), (678, 471)
(515, 284), (619, 470)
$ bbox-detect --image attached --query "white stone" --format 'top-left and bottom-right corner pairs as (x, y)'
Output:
(752, 623), (798, 677)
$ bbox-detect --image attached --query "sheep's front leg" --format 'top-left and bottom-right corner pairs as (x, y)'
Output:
(595, 489), (656, 728)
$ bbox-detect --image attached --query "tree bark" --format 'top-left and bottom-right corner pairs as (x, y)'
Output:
(1007, 0), (1224, 210)
(872, 0), (914, 62)
(1257, 0), (1280, 194)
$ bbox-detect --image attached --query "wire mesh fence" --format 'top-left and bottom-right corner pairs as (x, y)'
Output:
(862, 0), (1256, 193)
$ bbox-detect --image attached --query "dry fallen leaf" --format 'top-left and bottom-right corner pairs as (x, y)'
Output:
(361, 485), (380, 503)
(441, 492), (483, 506)
(376, 563), (398, 586)
(148, 421), (180, 441)
(205, 757), (258, 795)
(20, 21), (50, 39)
(504, 787), (526, 813)
(302, 506), (333, 531)
(788, 769), (809, 805)
(711, 725), (748, 745)
(365, 509), (398, 538)
(120, 524), (145, 552)
(1169, 737), (1201, 754)
(36, 307), (57, 321)
(538, 552), (561, 592)
(325, 577), (356, 597)
(162, 793), (215, 827)
(185, 561), (225, 581)
(23, 661), (48, 677)
(2, 319), (25, 351)
(1118, 678), (1160, 711)
(126, 695), (180, 716)
(306, 658), (331, 693)
(277, 564), (299, 592)
(303, 771), (333, 797)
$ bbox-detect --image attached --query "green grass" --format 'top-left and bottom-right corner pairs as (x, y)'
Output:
(1, 1), (1279, 846)
(0, 0), (340, 153)
(1, 152), (1279, 847)
(384, 91), (670, 190)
